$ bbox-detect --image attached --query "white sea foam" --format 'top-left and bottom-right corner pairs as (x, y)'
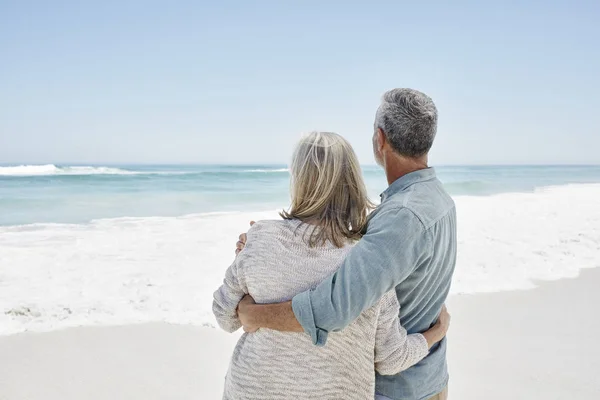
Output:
(0, 164), (136, 176)
(0, 165), (290, 176)
(1, 184), (599, 336)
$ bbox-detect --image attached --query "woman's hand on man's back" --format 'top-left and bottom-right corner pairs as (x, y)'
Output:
(422, 305), (451, 349)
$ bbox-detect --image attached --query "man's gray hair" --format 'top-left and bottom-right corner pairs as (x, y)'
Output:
(375, 88), (438, 157)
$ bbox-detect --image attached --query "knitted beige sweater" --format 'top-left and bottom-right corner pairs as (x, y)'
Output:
(213, 219), (429, 400)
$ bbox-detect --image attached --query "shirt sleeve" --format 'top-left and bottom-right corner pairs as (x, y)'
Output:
(374, 291), (429, 375)
(291, 206), (431, 345)
(212, 254), (248, 333)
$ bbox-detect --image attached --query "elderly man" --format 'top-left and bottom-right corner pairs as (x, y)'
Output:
(236, 88), (456, 400)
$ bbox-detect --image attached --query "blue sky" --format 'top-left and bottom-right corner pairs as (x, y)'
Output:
(1, 0), (599, 165)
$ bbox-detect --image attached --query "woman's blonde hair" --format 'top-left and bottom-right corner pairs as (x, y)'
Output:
(281, 132), (373, 248)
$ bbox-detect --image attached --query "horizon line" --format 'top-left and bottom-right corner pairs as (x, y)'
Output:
(1, 162), (600, 168)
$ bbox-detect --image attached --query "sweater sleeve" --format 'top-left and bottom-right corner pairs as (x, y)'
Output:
(212, 255), (247, 333)
(374, 291), (429, 375)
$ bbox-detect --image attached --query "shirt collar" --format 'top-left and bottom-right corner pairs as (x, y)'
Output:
(380, 167), (437, 201)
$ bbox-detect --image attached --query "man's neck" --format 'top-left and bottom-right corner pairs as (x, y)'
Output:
(384, 155), (429, 185)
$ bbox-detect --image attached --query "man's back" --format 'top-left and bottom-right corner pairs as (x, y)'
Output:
(373, 169), (456, 399)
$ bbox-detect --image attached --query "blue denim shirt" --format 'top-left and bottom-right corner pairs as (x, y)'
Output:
(292, 168), (457, 400)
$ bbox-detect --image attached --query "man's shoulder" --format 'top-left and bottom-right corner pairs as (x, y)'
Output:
(374, 184), (455, 231)
(369, 202), (426, 233)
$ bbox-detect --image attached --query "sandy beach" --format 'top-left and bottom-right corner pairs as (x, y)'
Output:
(447, 268), (599, 399)
(1, 268), (598, 399)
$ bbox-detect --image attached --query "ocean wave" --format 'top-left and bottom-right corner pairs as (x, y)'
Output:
(0, 164), (137, 176)
(0, 165), (291, 177)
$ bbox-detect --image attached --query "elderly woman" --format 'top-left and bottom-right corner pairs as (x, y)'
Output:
(213, 132), (449, 399)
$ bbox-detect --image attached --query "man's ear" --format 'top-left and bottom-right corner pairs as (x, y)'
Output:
(376, 128), (387, 151)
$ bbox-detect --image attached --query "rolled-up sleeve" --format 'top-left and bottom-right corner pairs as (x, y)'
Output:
(291, 207), (431, 345)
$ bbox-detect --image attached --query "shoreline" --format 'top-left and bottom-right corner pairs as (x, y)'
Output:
(1, 268), (599, 399)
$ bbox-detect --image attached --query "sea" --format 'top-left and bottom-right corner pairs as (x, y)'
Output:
(1, 164), (600, 335)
